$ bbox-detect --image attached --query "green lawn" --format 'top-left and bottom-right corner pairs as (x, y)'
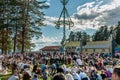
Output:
(0, 74), (11, 80)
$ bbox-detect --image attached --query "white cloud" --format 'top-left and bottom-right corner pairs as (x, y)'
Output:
(44, 0), (120, 31)
(44, 16), (58, 26)
(73, 0), (120, 30)
(31, 35), (61, 50)
(45, 2), (50, 6)
(40, 35), (61, 43)
(45, 0), (51, 6)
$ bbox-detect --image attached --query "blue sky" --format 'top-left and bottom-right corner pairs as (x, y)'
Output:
(32, 0), (120, 51)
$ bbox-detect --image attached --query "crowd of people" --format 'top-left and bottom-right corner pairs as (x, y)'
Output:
(0, 52), (119, 80)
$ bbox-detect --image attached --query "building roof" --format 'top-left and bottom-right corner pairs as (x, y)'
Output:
(87, 41), (111, 45)
(83, 41), (111, 49)
(83, 44), (110, 49)
(40, 46), (60, 51)
(64, 41), (111, 49)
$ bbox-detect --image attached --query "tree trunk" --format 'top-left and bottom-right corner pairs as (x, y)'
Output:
(13, 22), (18, 53)
(1, 30), (4, 54)
(21, 24), (25, 53)
(21, 0), (26, 53)
(1, 0), (5, 54)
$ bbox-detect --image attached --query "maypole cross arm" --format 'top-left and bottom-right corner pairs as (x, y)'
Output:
(55, 0), (74, 29)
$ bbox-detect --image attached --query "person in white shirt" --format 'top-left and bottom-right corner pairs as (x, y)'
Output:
(65, 71), (74, 80)
(107, 65), (113, 73)
(71, 66), (79, 73)
(8, 70), (19, 80)
(24, 67), (32, 77)
(73, 71), (81, 80)
(76, 58), (82, 66)
(2, 67), (8, 75)
(8, 75), (19, 80)
(18, 61), (24, 69)
(79, 69), (88, 80)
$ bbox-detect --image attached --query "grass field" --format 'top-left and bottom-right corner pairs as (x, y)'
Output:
(0, 74), (11, 80)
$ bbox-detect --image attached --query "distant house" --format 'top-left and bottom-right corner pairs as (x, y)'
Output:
(83, 41), (112, 53)
(40, 46), (60, 53)
(65, 41), (81, 52)
(64, 41), (112, 53)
